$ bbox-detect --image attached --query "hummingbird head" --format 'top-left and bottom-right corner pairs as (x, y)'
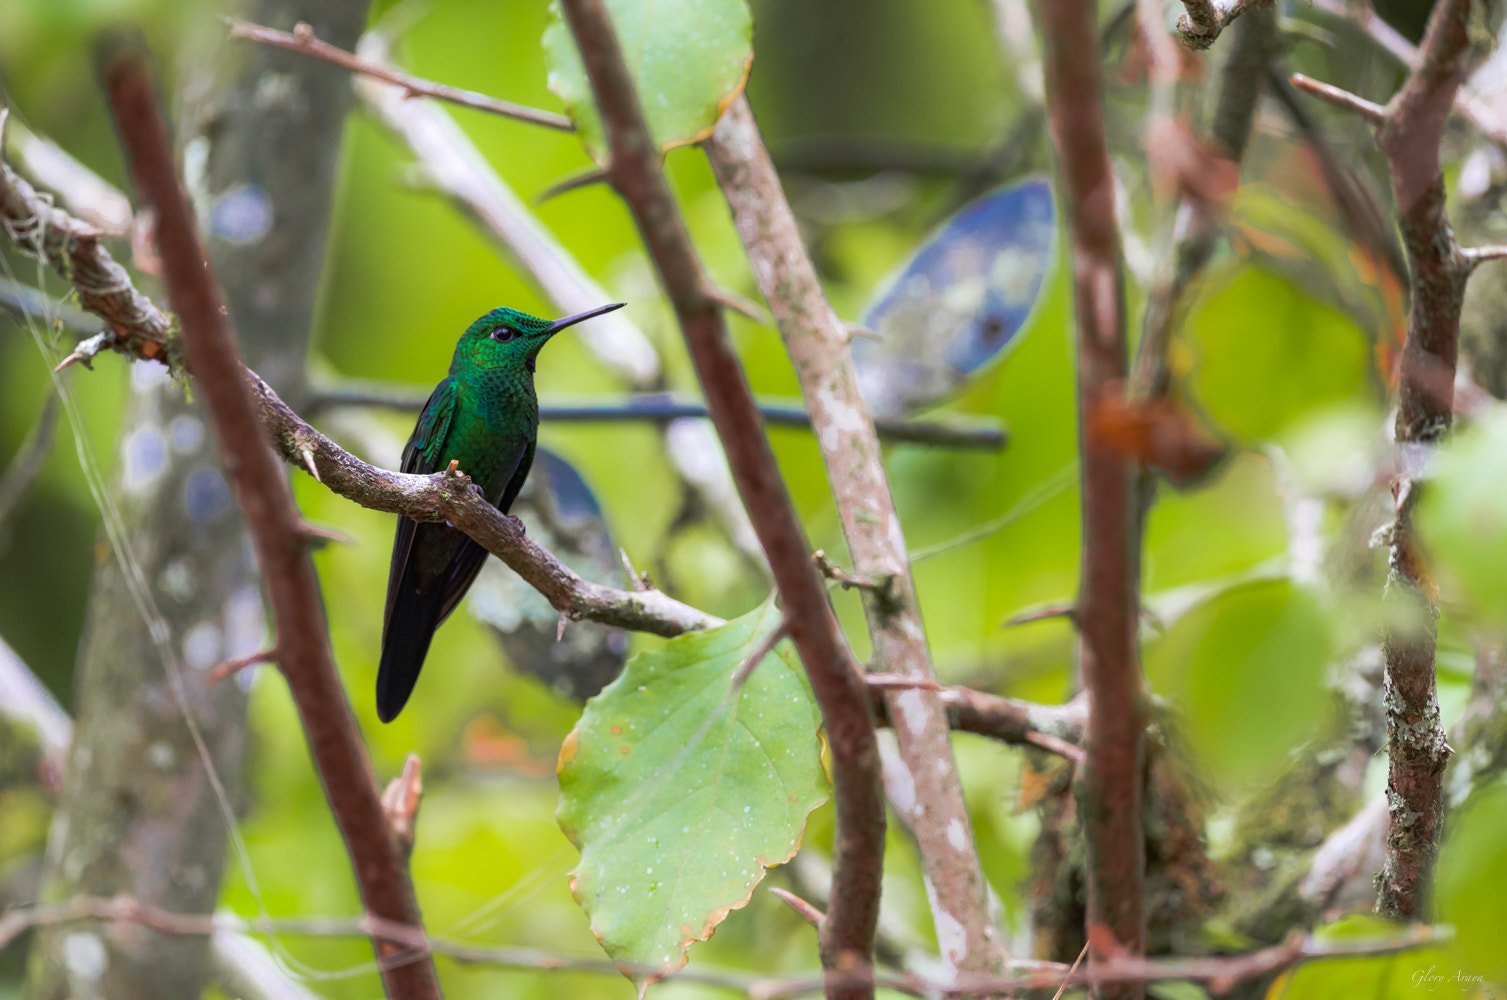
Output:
(455, 302), (626, 374)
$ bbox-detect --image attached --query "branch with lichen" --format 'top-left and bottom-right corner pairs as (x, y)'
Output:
(0, 123), (717, 641)
(1174, 0), (1271, 50)
(1291, 0), (1495, 920)
(706, 94), (1006, 981)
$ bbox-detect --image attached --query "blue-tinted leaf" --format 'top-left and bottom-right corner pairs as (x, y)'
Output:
(856, 179), (1056, 418)
(468, 447), (627, 699)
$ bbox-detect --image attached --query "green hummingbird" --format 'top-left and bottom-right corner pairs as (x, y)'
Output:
(378, 301), (626, 722)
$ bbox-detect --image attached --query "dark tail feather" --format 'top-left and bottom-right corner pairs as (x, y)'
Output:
(376, 586), (446, 723)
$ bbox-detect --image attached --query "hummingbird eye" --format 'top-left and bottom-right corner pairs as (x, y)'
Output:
(490, 327), (516, 343)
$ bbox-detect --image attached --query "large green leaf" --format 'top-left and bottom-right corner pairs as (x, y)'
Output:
(1183, 266), (1372, 443)
(1437, 779), (1507, 985)
(543, 0), (753, 165)
(556, 599), (828, 985)
(1143, 578), (1333, 786)
(1418, 406), (1507, 624)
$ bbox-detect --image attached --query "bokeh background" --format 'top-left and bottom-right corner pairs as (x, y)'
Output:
(5, 0), (1507, 996)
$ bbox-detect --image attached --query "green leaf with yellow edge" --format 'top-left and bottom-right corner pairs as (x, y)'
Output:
(1183, 266), (1373, 443)
(556, 598), (828, 986)
(543, 0), (753, 165)
(1143, 578), (1333, 787)
(1438, 778), (1507, 987)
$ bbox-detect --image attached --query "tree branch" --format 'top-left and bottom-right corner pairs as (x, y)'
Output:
(868, 680), (1087, 762)
(1306, 0), (1507, 154)
(1174, 0), (1270, 50)
(227, 19), (574, 132)
(1038, 0), (1146, 994)
(346, 24), (659, 387)
(1295, 0), (1483, 921)
(100, 44), (442, 997)
(0, 133), (719, 640)
(556, 3), (885, 994)
(0, 892), (1448, 998)
(706, 95), (1005, 981)
(1288, 73), (1387, 124)
(308, 383), (1009, 450)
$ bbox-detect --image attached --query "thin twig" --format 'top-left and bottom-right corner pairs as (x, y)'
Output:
(1461, 244), (1507, 268)
(556, 4), (886, 994)
(228, 19), (573, 131)
(1288, 73), (1387, 124)
(206, 648), (278, 685)
(770, 889), (826, 929)
(350, 27), (658, 387)
(102, 44), (441, 996)
(705, 95), (1006, 981)
(1039, 0), (1147, 993)
(0, 893), (1448, 997)
(868, 680), (1088, 761)
(1306, 0), (1507, 153)
(308, 384), (1009, 451)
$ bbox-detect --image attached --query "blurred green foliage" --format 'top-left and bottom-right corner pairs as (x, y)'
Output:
(5, 0), (1507, 996)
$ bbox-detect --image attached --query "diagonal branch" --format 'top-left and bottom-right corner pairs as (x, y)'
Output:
(706, 95), (1006, 981)
(1039, 0), (1146, 994)
(227, 19), (574, 131)
(0, 130), (718, 640)
(100, 44), (440, 998)
(555, 2), (886, 995)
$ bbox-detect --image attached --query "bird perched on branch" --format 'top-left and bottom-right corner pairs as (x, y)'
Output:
(378, 302), (626, 722)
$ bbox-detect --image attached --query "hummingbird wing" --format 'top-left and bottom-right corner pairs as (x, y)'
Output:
(432, 439), (533, 623)
(378, 380), (536, 722)
(378, 378), (468, 722)
(382, 378), (458, 628)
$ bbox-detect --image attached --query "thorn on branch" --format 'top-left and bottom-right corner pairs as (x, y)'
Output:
(295, 522), (354, 549)
(300, 446), (321, 483)
(1289, 73), (1387, 124)
(1003, 602), (1078, 628)
(380, 753), (424, 856)
(1461, 245), (1507, 270)
(845, 322), (880, 343)
(54, 330), (118, 372)
(207, 647), (278, 684)
(534, 166), (611, 204)
(618, 548), (653, 592)
(769, 887), (825, 928)
(812, 549), (900, 614)
(556, 611), (569, 642)
(709, 286), (768, 325)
